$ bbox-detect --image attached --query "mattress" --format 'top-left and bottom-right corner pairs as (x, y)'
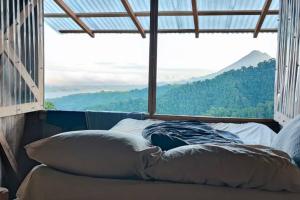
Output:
(17, 165), (300, 200)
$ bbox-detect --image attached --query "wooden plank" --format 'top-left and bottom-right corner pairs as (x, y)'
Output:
(192, 0), (199, 38)
(148, 114), (276, 123)
(37, 0), (45, 108)
(0, 130), (18, 174)
(3, 46), (41, 102)
(148, 0), (159, 116)
(59, 28), (278, 34)
(254, 0), (273, 38)
(44, 10), (279, 18)
(147, 114), (280, 132)
(121, 0), (146, 38)
(0, 102), (42, 118)
(54, 0), (94, 38)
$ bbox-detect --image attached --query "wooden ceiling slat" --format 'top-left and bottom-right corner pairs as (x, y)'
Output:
(254, 0), (273, 38)
(59, 28), (277, 34)
(192, 0), (199, 38)
(54, 0), (94, 37)
(121, 0), (146, 38)
(44, 10), (279, 18)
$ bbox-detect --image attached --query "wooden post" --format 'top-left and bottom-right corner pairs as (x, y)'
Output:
(148, 0), (159, 116)
(191, 0), (199, 38)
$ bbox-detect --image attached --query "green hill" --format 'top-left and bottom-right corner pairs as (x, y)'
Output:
(49, 59), (275, 118)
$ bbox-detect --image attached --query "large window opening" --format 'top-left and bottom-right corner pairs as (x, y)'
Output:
(44, 0), (279, 119)
(45, 25), (149, 112)
(156, 34), (277, 118)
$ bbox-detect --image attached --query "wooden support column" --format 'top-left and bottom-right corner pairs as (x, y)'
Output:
(54, 0), (94, 37)
(192, 0), (199, 38)
(254, 0), (273, 38)
(148, 0), (159, 115)
(121, 0), (146, 38)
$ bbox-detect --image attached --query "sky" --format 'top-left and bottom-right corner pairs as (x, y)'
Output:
(45, 24), (277, 87)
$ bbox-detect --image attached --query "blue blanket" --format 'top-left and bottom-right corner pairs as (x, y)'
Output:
(142, 121), (243, 150)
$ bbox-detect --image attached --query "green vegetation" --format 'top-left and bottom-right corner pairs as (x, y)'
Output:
(49, 59), (275, 118)
(44, 101), (56, 110)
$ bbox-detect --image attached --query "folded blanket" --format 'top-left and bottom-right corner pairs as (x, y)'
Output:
(142, 121), (242, 150)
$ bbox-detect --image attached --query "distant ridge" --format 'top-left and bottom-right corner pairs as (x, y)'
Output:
(187, 50), (273, 82)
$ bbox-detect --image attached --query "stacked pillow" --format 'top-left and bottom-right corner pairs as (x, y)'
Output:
(271, 115), (300, 167)
(25, 130), (162, 178)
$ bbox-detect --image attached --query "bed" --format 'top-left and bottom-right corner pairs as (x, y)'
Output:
(17, 165), (300, 200)
(16, 118), (300, 200)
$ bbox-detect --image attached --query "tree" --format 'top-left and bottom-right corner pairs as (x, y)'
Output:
(45, 101), (56, 110)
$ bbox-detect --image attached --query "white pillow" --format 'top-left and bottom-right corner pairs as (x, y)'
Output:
(110, 118), (163, 136)
(26, 130), (161, 178)
(271, 115), (300, 167)
(144, 144), (300, 192)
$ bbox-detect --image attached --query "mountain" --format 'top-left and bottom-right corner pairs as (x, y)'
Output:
(49, 59), (276, 118)
(187, 50), (272, 82)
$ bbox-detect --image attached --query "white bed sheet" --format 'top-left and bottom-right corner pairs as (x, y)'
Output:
(110, 118), (276, 146)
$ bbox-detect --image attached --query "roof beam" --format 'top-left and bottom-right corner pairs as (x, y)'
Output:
(54, 0), (94, 37)
(44, 10), (279, 18)
(192, 0), (199, 38)
(121, 0), (146, 38)
(59, 28), (277, 34)
(254, 0), (273, 38)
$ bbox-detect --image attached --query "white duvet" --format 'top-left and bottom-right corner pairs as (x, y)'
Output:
(143, 144), (300, 193)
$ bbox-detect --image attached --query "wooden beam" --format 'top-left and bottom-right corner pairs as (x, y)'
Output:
(147, 114), (280, 132)
(0, 102), (42, 118)
(191, 0), (199, 38)
(254, 0), (273, 38)
(148, 0), (159, 115)
(0, 130), (18, 174)
(44, 10), (280, 18)
(148, 114), (277, 123)
(59, 28), (278, 34)
(54, 0), (94, 38)
(121, 0), (146, 38)
(3, 47), (41, 102)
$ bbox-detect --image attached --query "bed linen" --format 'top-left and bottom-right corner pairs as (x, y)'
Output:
(17, 165), (300, 200)
(211, 122), (275, 146)
(110, 118), (276, 146)
(142, 121), (242, 150)
(271, 115), (300, 167)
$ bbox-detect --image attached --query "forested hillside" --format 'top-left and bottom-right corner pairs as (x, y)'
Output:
(49, 59), (275, 118)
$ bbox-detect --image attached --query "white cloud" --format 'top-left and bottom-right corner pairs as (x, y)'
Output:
(45, 24), (277, 87)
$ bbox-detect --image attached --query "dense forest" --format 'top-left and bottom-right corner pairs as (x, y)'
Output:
(49, 59), (275, 118)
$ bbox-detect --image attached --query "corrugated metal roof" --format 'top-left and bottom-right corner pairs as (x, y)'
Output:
(199, 15), (260, 30)
(45, 0), (280, 12)
(45, 18), (81, 30)
(82, 17), (137, 30)
(44, 0), (280, 34)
